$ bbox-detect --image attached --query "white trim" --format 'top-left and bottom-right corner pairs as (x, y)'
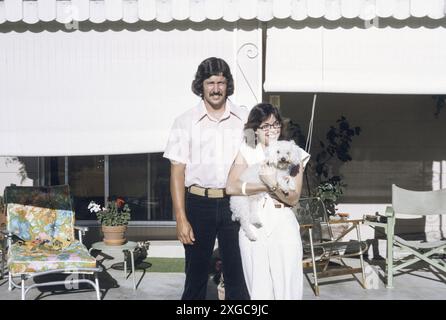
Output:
(2, 0), (445, 24)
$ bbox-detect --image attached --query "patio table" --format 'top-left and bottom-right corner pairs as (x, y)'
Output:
(90, 241), (137, 290)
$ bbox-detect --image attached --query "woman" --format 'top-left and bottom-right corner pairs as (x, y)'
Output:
(226, 103), (310, 300)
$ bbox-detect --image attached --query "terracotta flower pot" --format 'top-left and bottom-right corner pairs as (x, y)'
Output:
(101, 225), (127, 246)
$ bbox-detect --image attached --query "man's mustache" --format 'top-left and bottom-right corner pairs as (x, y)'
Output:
(210, 92), (222, 96)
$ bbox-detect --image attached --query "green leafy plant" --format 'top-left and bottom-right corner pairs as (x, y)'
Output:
(312, 116), (361, 215)
(282, 115), (361, 215)
(314, 178), (344, 216)
(88, 198), (131, 226)
(315, 116), (361, 178)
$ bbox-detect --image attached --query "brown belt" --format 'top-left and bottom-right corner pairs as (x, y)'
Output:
(188, 185), (227, 198)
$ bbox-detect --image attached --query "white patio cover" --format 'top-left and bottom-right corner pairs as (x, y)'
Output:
(0, 0), (445, 24)
(264, 20), (446, 94)
(0, 27), (237, 156)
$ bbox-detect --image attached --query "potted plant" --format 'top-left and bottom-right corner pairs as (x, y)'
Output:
(88, 198), (131, 246)
(314, 178), (344, 216)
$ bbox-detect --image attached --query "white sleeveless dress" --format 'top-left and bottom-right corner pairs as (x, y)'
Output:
(238, 142), (305, 300)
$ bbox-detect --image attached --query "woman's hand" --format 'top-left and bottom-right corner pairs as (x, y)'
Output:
(259, 163), (278, 189)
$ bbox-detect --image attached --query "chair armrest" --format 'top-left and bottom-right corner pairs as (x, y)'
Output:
(0, 229), (16, 238)
(385, 206), (395, 217)
(74, 225), (89, 233)
(328, 219), (363, 225)
(385, 206), (396, 239)
(0, 229), (24, 248)
(74, 225), (89, 244)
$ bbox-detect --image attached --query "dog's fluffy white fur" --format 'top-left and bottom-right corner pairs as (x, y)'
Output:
(230, 140), (303, 241)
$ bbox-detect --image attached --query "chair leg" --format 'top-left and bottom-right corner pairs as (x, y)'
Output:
(356, 225), (367, 288)
(386, 239), (394, 289)
(386, 209), (395, 289)
(94, 273), (101, 300)
(130, 250), (136, 290)
(8, 272), (12, 291)
(21, 275), (25, 300)
(308, 228), (319, 296)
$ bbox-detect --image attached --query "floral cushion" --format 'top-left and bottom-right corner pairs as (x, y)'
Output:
(7, 204), (58, 241)
(8, 240), (97, 275)
(7, 203), (75, 243)
(52, 208), (75, 242)
(6, 203), (96, 275)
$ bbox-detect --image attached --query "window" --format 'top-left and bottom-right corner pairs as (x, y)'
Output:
(40, 153), (173, 222)
(147, 153), (173, 221)
(109, 153), (173, 221)
(69, 156), (105, 221)
(109, 154), (148, 221)
(44, 157), (65, 186)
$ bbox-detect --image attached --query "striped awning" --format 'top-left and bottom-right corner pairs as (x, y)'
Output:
(0, 0), (445, 24)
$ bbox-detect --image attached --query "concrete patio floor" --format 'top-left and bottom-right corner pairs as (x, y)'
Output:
(1, 257), (445, 300)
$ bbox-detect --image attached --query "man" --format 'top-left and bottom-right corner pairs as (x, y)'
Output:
(163, 57), (250, 300)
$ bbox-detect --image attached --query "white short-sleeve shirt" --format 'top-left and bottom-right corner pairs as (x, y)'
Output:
(163, 99), (248, 188)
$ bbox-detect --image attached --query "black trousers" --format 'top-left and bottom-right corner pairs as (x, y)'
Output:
(181, 192), (250, 300)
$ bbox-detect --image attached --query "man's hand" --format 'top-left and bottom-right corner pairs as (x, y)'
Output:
(176, 218), (195, 245)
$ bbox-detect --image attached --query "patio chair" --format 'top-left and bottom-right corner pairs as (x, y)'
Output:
(295, 197), (368, 296)
(1, 185), (102, 300)
(385, 184), (446, 288)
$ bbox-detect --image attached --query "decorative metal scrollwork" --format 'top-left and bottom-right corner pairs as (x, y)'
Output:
(236, 42), (259, 103)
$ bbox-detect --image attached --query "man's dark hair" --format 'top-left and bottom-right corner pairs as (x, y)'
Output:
(191, 57), (234, 97)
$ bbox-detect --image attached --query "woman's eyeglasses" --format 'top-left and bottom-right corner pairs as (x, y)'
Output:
(259, 121), (281, 131)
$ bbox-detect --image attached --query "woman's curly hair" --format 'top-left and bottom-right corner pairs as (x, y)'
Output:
(191, 57), (234, 97)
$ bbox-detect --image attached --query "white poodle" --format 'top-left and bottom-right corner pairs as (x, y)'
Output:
(230, 140), (305, 241)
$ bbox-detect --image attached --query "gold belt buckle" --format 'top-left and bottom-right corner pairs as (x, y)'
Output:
(189, 186), (225, 198)
(207, 188), (224, 198)
(189, 185), (205, 196)
(274, 203), (284, 209)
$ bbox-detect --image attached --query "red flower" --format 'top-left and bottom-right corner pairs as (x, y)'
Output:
(116, 198), (125, 208)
